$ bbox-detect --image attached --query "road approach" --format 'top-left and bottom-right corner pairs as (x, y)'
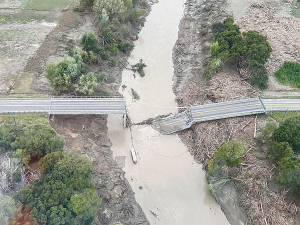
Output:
(0, 98), (126, 115)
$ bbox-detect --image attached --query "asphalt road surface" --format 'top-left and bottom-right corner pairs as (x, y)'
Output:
(152, 98), (300, 134)
(0, 98), (126, 115)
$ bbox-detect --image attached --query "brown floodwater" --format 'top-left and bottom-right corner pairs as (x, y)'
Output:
(107, 0), (230, 224)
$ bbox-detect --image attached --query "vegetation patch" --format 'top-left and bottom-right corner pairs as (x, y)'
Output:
(209, 18), (272, 89)
(24, 0), (74, 10)
(275, 61), (300, 88)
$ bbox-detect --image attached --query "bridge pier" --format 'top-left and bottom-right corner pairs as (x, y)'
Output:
(123, 113), (127, 128)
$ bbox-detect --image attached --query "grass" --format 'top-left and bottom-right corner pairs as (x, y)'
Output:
(275, 61), (300, 88)
(291, 2), (300, 18)
(15, 73), (35, 94)
(0, 113), (49, 127)
(270, 111), (300, 123)
(0, 11), (56, 24)
(24, 0), (75, 10)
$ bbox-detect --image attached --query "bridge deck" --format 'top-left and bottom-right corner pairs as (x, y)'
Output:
(152, 98), (300, 134)
(0, 98), (126, 115)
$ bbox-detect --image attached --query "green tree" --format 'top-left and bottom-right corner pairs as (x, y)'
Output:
(17, 153), (100, 225)
(268, 141), (293, 161)
(75, 72), (97, 95)
(79, 0), (95, 10)
(93, 0), (127, 20)
(18, 125), (64, 159)
(81, 32), (100, 52)
(256, 122), (277, 144)
(272, 116), (300, 153)
(46, 57), (80, 94)
(249, 60), (269, 89)
(0, 193), (20, 225)
(277, 157), (300, 194)
(208, 139), (247, 172)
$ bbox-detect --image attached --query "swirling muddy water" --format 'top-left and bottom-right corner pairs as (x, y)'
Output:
(107, 0), (230, 224)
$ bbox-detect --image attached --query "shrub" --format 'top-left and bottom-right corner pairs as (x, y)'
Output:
(76, 72), (97, 95)
(210, 58), (223, 73)
(272, 116), (300, 153)
(208, 140), (247, 172)
(118, 40), (134, 53)
(81, 31), (100, 52)
(249, 60), (268, 89)
(268, 141), (293, 161)
(46, 57), (79, 94)
(275, 61), (300, 88)
(209, 41), (220, 57)
(277, 157), (300, 194)
(18, 125), (64, 160)
(93, 0), (127, 20)
(256, 122), (277, 144)
(95, 72), (106, 82)
(109, 57), (117, 67)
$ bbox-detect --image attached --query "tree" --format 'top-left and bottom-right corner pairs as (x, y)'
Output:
(277, 157), (300, 194)
(256, 122), (277, 144)
(0, 193), (20, 225)
(268, 141), (293, 161)
(16, 153), (100, 225)
(18, 125), (64, 160)
(211, 17), (272, 89)
(93, 0), (127, 20)
(75, 72), (97, 95)
(81, 32), (100, 52)
(79, 0), (95, 11)
(46, 57), (79, 94)
(208, 139), (247, 172)
(272, 116), (300, 153)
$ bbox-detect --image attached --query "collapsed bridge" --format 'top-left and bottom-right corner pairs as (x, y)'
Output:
(151, 98), (300, 134)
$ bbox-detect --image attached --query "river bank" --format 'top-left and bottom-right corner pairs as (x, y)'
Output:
(173, 0), (300, 224)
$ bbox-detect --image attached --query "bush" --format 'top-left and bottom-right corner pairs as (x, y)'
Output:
(76, 72), (97, 95)
(209, 41), (220, 57)
(95, 72), (106, 82)
(272, 116), (300, 154)
(275, 61), (300, 88)
(210, 58), (223, 73)
(81, 31), (100, 52)
(256, 122), (277, 144)
(208, 140), (247, 172)
(18, 125), (64, 160)
(211, 17), (272, 89)
(0, 125), (18, 153)
(109, 57), (117, 67)
(93, 0), (127, 20)
(277, 157), (300, 194)
(249, 60), (268, 89)
(268, 141), (293, 161)
(46, 57), (79, 94)
(0, 193), (20, 225)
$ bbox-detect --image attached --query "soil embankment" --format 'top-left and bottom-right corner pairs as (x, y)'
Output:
(173, 0), (300, 224)
(12, 2), (151, 225)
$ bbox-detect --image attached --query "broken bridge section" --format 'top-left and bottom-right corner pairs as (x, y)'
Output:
(0, 97), (126, 115)
(152, 98), (300, 134)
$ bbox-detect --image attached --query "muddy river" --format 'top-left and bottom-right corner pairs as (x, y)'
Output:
(107, 0), (230, 224)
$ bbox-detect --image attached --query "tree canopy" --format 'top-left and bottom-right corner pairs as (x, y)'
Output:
(210, 17), (272, 89)
(275, 61), (300, 88)
(16, 153), (100, 225)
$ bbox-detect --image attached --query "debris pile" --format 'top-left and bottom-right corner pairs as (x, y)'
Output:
(237, 2), (300, 89)
(177, 72), (300, 224)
